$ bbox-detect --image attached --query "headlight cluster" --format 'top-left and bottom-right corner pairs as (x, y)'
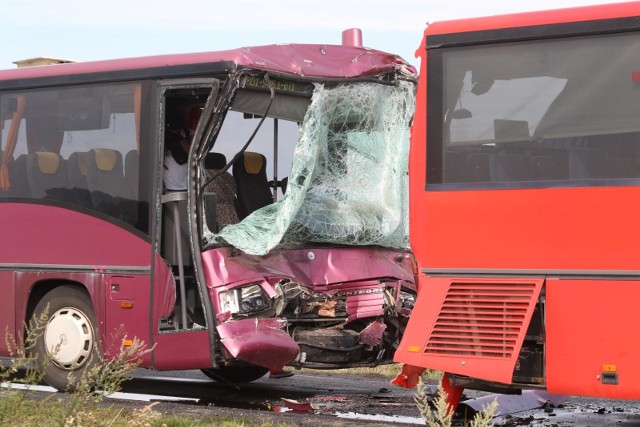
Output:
(219, 284), (270, 315)
(398, 290), (416, 310)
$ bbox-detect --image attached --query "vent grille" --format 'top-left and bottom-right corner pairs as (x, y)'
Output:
(424, 282), (537, 358)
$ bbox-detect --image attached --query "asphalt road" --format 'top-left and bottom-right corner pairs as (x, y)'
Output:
(8, 367), (640, 426)
(118, 369), (640, 426)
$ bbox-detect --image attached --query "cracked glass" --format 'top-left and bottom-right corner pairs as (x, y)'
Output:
(206, 80), (415, 255)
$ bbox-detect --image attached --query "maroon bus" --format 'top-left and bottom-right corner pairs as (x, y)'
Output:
(0, 34), (417, 389)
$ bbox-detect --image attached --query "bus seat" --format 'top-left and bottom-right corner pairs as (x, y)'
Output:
(86, 148), (137, 225)
(233, 151), (273, 219)
(490, 153), (533, 182)
(204, 152), (239, 228)
(67, 152), (89, 189)
(26, 152), (72, 201)
(443, 150), (467, 183)
(205, 151), (226, 170)
(465, 152), (492, 183)
(530, 155), (569, 180)
(7, 154), (31, 197)
(125, 149), (139, 199)
(66, 152), (93, 208)
(569, 148), (640, 180)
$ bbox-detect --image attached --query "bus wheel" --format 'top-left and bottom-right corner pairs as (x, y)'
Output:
(32, 286), (100, 391)
(201, 365), (269, 383)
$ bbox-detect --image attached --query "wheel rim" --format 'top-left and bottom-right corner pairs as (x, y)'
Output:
(44, 307), (94, 370)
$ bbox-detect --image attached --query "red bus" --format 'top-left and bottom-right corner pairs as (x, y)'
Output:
(0, 34), (418, 390)
(395, 1), (640, 406)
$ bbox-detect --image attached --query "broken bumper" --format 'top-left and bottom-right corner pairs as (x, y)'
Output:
(216, 318), (300, 371)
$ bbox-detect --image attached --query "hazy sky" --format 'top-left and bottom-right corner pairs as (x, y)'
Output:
(0, 0), (628, 70)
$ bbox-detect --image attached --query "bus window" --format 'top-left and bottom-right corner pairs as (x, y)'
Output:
(207, 81), (413, 255)
(212, 111), (300, 205)
(428, 31), (640, 187)
(0, 82), (149, 232)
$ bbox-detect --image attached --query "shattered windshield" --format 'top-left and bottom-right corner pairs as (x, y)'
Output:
(205, 80), (415, 256)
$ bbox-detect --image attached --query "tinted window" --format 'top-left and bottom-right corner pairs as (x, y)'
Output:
(0, 82), (151, 233)
(427, 32), (640, 187)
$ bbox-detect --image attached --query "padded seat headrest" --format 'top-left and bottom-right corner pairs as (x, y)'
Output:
(73, 152), (88, 176)
(242, 152), (265, 174)
(205, 152), (227, 170)
(36, 152), (60, 174)
(94, 149), (117, 172)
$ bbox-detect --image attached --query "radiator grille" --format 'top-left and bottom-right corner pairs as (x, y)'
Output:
(424, 282), (537, 358)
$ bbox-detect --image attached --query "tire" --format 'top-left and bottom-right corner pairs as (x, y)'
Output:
(31, 286), (100, 391)
(201, 365), (269, 383)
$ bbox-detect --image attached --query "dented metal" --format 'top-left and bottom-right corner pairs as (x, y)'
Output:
(216, 317), (299, 371)
(189, 49), (417, 372)
(202, 246), (415, 369)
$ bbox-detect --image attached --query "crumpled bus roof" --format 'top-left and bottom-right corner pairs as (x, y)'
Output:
(0, 44), (416, 82)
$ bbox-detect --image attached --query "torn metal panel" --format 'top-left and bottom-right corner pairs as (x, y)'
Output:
(346, 292), (386, 322)
(203, 245), (414, 368)
(201, 246), (415, 290)
(459, 390), (569, 416)
(0, 45), (417, 84)
(216, 318), (299, 371)
(358, 319), (387, 346)
(391, 364), (425, 389)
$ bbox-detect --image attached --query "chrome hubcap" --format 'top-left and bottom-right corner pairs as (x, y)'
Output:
(44, 307), (94, 370)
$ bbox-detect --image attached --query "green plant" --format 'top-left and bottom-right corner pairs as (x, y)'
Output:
(414, 380), (498, 427)
(0, 310), (155, 427)
(61, 329), (151, 426)
(0, 307), (52, 425)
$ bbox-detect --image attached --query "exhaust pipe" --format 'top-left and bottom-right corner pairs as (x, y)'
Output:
(341, 28), (363, 48)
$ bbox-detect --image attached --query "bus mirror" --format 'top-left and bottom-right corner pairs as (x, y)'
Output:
(204, 192), (218, 233)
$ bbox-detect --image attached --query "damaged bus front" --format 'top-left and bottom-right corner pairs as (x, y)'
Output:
(0, 41), (416, 390)
(185, 47), (418, 379)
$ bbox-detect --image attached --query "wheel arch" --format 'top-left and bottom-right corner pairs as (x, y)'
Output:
(25, 279), (93, 337)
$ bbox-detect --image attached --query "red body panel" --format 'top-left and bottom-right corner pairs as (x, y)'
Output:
(417, 186), (640, 271)
(546, 279), (640, 399)
(425, 2), (640, 36)
(396, 277), (543, 384)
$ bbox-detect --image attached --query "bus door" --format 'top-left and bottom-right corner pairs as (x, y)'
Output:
(154, 79), (219, 369)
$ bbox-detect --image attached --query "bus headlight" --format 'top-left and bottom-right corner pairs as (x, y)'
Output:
(219, 284), (270, 315)
(219, 290), (239, 314)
